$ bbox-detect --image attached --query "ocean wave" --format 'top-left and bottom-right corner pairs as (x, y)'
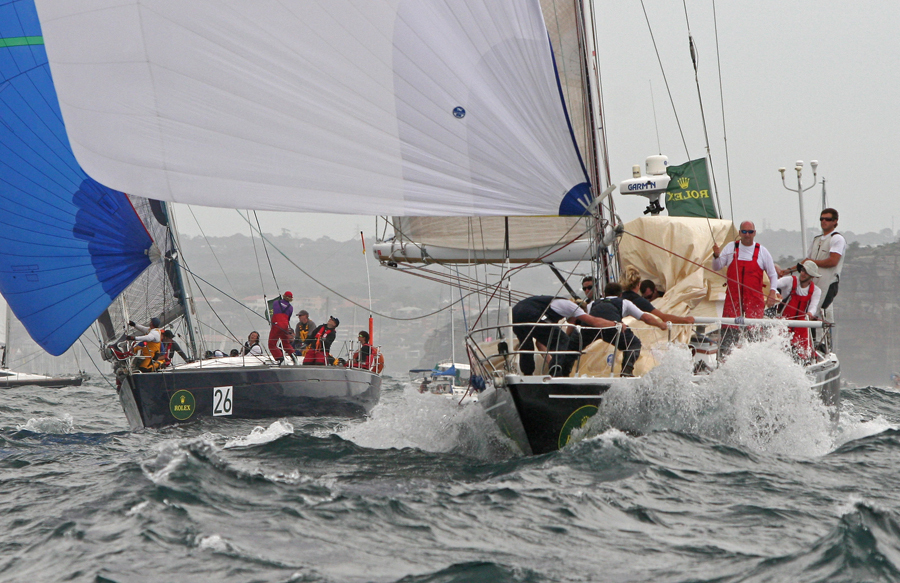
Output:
(224, 420), (295, 449)
(737, 498), (900, 582)
(16, 413), (75, 434)
(337, 384), (519, 460)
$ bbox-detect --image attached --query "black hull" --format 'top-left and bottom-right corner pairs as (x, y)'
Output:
(505, 377), (614, 455)
(118, 365), (381, 430)
(487, 356), (842, 456)
(0, 375), (83, 389)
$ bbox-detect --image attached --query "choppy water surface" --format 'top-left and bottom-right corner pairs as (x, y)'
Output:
(2, 342), (900, 582)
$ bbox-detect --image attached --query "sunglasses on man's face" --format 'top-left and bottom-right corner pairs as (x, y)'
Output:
(582, 285), (593, 291)
(820, 217), (835, 222)
(740, 229), (755, 234)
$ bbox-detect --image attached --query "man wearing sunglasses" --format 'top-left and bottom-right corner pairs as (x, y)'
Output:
(804, 208), (844, 319)
(712, 220), (779, 357)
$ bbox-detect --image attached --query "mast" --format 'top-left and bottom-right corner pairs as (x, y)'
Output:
(579, 0), (616, 285)
(1, 302), (9, 369)
(166, 205), (199, 360)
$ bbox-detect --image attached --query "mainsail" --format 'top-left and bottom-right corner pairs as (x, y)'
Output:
(381, 0), (601, 265)
(34, 0), (592, 217)
(0, 0), (154, 356)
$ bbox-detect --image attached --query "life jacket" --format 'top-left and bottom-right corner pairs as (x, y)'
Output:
(722, 242), (765, 321)
(137, 328), (162, 371)
(781, 276), (816, 359)
(808, 231), (844, 293)
(303, 325), (336, 365)
(295, 321), (313, 354)
(512, 296), (567, 325)
(589, 298), (624, 322)
(296, 321), (313, 341)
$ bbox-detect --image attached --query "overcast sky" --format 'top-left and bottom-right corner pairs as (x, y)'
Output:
(179, 0), (897, 241)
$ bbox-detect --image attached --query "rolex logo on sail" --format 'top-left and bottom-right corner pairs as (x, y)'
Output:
(169, 390), (195, 421)
(677, 176), (690, 189)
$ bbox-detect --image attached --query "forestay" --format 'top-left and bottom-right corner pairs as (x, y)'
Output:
(35, 0), (591, 217)
(0, 0), (154, 356)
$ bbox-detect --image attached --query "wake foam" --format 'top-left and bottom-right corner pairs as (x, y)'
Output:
(337, 384), (518, 459)
(16, 413), (75, 434)
(583, 332), (837, 456)
(224, 420), (294, 449)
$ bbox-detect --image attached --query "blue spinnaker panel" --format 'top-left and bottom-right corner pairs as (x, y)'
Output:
(0, 0), (153, 355)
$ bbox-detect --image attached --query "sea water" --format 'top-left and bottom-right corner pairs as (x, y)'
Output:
(1, 341), (899, 582)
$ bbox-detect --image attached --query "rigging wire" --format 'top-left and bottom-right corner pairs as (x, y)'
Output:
(639, 0), (717, 242)
(712, 0), (735, 223)
(253, 211), (279, 291)
(650, 79), (662, 154)
(621, 228), (775, 299)
(78, 338), (116, 389)
(247, 210), (268, 303)
(187, 206), (255, 329)
(175, 246), (244, 346)
(682, 0), (724, 225)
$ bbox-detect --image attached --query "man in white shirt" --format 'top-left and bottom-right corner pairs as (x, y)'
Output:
(804, 208), (845, 319)
(512, 295), (616, 376)
(775, 260), (822, 360)
(583, 283), (666, 377)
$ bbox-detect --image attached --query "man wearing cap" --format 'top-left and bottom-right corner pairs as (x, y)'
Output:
(774, 259), (822, 360)
(268, 291), (296, 365)
(292, 310), (316, 355)
(712, 221), (779, 358)
(303, 316), (340, 365)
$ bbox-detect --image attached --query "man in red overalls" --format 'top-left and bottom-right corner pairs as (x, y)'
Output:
(268, 291), (295, 365)
(712, 221), (779, 359)
(775, 260), (822, 361)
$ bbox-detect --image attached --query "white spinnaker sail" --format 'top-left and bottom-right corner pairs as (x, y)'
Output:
(35, 0), (590, 217)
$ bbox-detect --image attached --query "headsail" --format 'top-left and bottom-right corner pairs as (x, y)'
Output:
(0, 0), (154, 356)
(35, 0), (591, 217)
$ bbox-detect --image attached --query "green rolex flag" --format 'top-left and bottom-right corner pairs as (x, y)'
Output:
(665, 158), (718, 218)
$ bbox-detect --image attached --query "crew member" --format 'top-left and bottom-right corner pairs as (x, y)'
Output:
(512, 296), (617, 377)
(126, 317), (163, 372)
(292, 310), (316, 355)
(303, 316), (339, 365)
(621, 266), (694, 326)
(640, 280), (661, 301)
(582, 276), (597, 309)
(775, 260), (822, 361)
(241, 331), (264, 356)
(584, 282), (667, 377)
(158, 330), (190, 368)
(350, 330), (373, 370)
(712, 221), (779, 358)
(804, 208), (844, 319)
(268, 291), (295, 365)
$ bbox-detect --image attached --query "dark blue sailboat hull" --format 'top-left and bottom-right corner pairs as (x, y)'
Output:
(118, 365), (381, 429)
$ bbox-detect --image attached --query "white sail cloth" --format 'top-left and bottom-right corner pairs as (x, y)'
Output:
(35, 0), (589, 216)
